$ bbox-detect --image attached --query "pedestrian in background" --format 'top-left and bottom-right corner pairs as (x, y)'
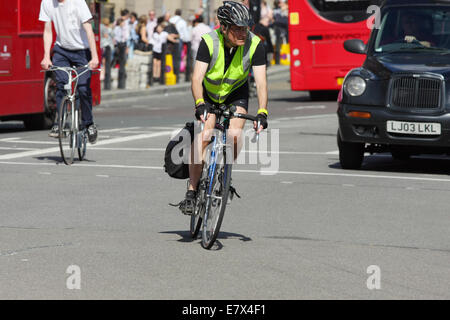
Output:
(128, 12), (139, 59)
(100, 17), (113, 90)
(169, 9), (188, 83)
(191, 16), (211, 70)
(261, 0), (274, 23)
(273, 0), (288, 64)
(150, 23), (169, 84)
(114, 17), (128, 89)
(162, 13), (180, 82)
(146, 10), (157, 41)
(136, 15), (152, 52)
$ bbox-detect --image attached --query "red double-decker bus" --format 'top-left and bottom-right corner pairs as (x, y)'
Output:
(289, 0), (382, 100)
(0, 0), (102, 130)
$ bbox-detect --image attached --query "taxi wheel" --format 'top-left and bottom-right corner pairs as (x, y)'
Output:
(337, 132), (364, 169)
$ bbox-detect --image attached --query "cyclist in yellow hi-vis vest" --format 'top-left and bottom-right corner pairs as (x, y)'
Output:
(180, 1), (268, 215)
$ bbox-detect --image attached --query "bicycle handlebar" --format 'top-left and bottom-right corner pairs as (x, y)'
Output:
(41, 64), (101, 73)
(232, 113), (258, 122)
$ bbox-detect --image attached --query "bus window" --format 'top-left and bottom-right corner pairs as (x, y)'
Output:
(308, 0), (381, 23)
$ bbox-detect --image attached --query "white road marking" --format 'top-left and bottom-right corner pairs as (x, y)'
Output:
(274, 114), (335, 122)
(90, 147), (166, 151)
(1, 160), (450, 184)
(0, 131), (172, 160)
(0, 147), (39, 151)
(0, 140), (58, 145)
(87, 148), (340, 155)
(289, 105), (327, 111)
(100, 127), (142, 133)
(118, 130), (171, 134)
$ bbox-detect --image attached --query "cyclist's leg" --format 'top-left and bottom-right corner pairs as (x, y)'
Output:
(72, 49), (93, 128)
(52, 46), (71, 127)
(227, 99), (249, 162)
(188, 107), (217, 192)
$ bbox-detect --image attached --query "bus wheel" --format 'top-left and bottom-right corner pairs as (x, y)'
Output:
(24, 75), (57, 130)
(337, 132), (364, 169)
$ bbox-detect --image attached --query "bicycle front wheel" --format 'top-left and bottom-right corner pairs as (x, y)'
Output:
(201, 162), (232, 249)
(190, 163), (208, 238)
(77, 110), (87, 161)
(58, 97), (76, 165)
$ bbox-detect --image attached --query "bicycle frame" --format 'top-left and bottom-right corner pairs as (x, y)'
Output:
(207, 119), (229, 195)
(203, 104), (258, 210)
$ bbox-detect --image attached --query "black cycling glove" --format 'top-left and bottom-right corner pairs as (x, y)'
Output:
(256, 112), (268, 129)
(195, 103), (210, 121)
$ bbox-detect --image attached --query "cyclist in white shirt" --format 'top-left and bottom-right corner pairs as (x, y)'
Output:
(39, 0), (99, 143)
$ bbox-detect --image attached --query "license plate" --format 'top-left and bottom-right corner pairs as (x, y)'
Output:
(386, 121), (441, 135)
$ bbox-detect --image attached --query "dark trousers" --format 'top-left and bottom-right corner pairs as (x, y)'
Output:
(52, 45), (93, 127)
(103, 45), (112, 90)
(116, 42), (127, 89)
(172, 41), (182, 83)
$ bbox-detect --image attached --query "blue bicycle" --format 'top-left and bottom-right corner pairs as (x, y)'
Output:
(190, 104), (260, 249)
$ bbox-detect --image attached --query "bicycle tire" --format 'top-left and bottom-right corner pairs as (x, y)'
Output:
(58, 96), (75, 165)
(201, 162), (232, 249)
(77, 110), (87, 161)
(190, 163), (208, 238)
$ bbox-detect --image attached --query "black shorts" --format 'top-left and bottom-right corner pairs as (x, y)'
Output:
(153, 52), (162, 60)
(203, 82), (249, 112)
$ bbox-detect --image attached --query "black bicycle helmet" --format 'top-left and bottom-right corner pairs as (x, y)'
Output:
(217, 1), (252, 27)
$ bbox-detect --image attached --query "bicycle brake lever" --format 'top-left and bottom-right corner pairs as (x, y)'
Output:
(201, 109), (207, 131)
(251, 120), (260, 143)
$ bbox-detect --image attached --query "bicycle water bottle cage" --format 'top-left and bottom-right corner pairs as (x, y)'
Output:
(64, 84), (71, 90)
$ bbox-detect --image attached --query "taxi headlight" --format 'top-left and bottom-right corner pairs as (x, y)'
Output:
(344, 76), (366, 97)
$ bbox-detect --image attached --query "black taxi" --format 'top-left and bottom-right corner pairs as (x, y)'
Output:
(338, 0), (450, 168)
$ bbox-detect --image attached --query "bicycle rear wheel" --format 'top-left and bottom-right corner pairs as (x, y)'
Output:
(58, 97), (76, 165)
(201, 162), (232, 249)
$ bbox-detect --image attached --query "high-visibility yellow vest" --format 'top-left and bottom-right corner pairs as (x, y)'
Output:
(202, 29), (261, 103)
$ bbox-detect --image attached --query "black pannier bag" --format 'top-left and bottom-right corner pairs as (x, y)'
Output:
(164, 122), (195, 179)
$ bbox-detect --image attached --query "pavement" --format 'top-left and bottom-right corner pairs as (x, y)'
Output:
(101, 65), (290, 102)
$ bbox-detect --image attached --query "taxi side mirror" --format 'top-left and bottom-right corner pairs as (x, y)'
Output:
(344, 39), (366, 54)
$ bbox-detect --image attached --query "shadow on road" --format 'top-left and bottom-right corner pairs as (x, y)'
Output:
(160, 230), (252, 250)
(0, 123), (27, 134)
(34, 156), (96, 164)
(329, 154), (450, 175)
